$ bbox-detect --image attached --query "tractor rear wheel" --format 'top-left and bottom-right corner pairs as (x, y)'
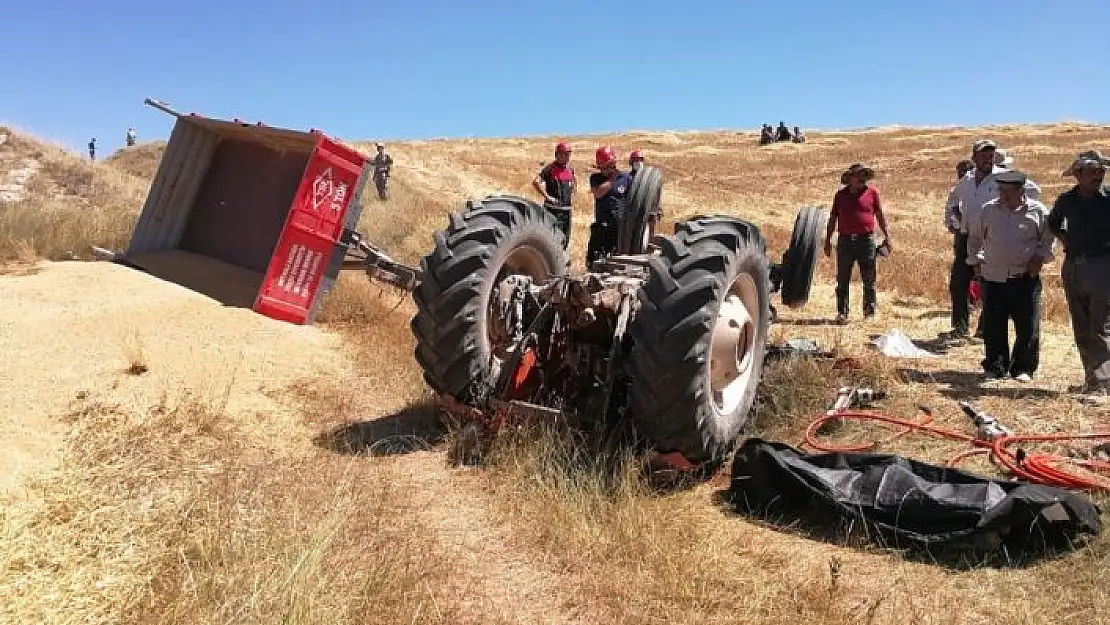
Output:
(779, 205), (825, 309)
(411, 195), (569, 402)
(627, 216), (771, 466)
(618, 165), (664, 255)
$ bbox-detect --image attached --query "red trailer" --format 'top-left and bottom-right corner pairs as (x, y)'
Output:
(108, 98), (418, 325)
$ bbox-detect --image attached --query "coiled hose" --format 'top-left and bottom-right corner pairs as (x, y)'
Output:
(804, 408), (1110, 492)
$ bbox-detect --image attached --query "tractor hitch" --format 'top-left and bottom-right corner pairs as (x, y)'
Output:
(339, 229), (423, 292)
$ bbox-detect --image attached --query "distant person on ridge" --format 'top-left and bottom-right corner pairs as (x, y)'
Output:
(759, 124), (775, 145)
(586, 146), (631, 265)
(532, 141), (577, 249)
(125, 128), (137, 147)
(88, 138), (96, 160)
(371, 142), (393, 201)
(792, 126), (806, 143)
(775, 121), (793, 142)
(823, 163), (893, 323)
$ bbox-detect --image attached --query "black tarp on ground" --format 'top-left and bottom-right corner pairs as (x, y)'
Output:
(728, 438), (1102, 559)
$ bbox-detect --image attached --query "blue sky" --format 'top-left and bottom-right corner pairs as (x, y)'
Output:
(2, 0), (1107, 155)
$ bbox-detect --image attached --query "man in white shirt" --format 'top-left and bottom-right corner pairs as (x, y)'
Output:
(966, 170), (1055, 383)
(942, 139), (1041, 342)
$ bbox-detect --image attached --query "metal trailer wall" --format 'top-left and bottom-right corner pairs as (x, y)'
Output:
(124, 119), (219, 256)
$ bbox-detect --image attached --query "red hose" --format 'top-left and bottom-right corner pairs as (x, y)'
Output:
(804, 408), (1110, 492)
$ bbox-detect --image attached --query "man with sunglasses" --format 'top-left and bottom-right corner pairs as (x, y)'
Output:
(586, 145), (631, 265)
(1048, 150), (1110, 404)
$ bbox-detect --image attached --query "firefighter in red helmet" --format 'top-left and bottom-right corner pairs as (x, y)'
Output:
(586, 145), (631, 265)
(532, 141), (577, 248)
(628, 149), (645, 180)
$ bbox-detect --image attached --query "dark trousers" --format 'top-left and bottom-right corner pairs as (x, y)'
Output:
(545, 205), (572, 250)
(835, 234), (877, 316)
(949, 233), (975, 334)
(980, 274), (1041, 377)
(586, 221), (618, 266)
(374, 175), (388, 200)
(1062, 255), (1110, 391)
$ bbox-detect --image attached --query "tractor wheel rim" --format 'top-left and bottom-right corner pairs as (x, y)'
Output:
(709, 273), (758, 415)
(486, 245), (551, 366)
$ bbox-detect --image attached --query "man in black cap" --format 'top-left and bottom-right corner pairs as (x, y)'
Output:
(942, 139), (1041, 343)
(966, 169), (1055, 383)
(1048, 150), (1110, 403)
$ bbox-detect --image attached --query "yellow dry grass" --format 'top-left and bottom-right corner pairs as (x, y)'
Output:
(0, 126), (150, 261)
(1, 121), (1109, 624)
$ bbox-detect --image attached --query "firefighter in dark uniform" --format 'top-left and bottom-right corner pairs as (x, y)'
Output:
(586, 145), (631, 265)
(532, 142), (577, 248)
(372, 142), (393, 200)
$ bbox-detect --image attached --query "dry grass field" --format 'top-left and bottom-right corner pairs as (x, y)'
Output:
(1, 119), (1109, 625)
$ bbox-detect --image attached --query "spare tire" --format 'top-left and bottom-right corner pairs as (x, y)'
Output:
(627, 216), (771, 466)
(779, 205), (825, 309)
(618, 165), (663, 255)
(411, 195), (569, 402)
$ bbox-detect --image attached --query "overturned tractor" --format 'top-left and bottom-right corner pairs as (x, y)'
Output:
(411, 167), (824, 470)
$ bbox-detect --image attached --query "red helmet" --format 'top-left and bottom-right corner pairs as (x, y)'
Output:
(555, 141), (571, 155)
(595, 145), (617, 168)
(629, 149), (644, 161)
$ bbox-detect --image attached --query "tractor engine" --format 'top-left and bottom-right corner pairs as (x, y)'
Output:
(486, 258), (649, 428)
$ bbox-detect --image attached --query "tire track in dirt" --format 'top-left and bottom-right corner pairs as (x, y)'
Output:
(395, 451), (589, 625)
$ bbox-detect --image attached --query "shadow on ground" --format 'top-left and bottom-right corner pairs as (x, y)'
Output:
(777, 317), (841, 327)
(915, 309), (951, 321)
(898, 367), (1064, 401)
(313, 400), (447, 456)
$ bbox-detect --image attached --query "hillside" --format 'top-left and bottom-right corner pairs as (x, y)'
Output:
(1, 122), (1109, 624)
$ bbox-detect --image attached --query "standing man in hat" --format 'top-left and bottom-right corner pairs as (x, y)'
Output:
(586, 145), (631, 265)
(1048, 150), (1110, 403)
(966, 170), (1055, 383)
(823, 163), (893, 323)
(371, 142), (393, 201)
(533, 142), (577, 249)
(942, 139), (1041, 342)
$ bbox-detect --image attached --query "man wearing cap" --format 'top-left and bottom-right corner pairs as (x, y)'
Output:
(586, 145), (631, 265)
(372, 142), (393, 201)
(823, 163), (893, 323)
(942, 139), (1041, 342)
(966, 170), (1055, 383)
(533, 142), (577, 249)
(1047, 150), (1110, 402)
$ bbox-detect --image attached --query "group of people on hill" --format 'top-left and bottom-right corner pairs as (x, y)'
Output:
(532, 142), (650, 265)
(760, 121), (805, 145)
(824, 139), (1110, 404)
